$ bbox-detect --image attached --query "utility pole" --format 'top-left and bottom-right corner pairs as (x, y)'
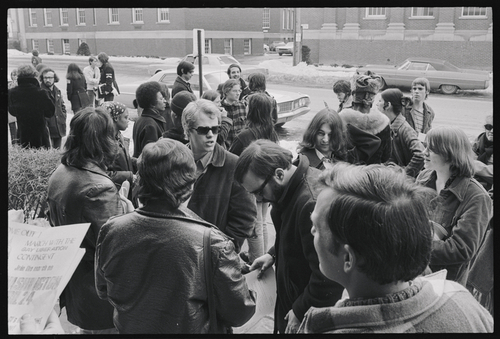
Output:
(293, 8), (301, 66)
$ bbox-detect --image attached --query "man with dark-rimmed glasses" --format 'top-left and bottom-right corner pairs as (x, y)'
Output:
(234, 139), (343, 334)
(181, 99), (257, 254)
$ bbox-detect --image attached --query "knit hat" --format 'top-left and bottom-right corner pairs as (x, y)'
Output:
(171, 91), (197, 115)
(351, 70), (383, 106)
(101, 101), (127, 119)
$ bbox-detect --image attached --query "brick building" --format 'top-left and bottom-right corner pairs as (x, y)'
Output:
(300, 7), (492, 70)
(8, 8), (267, 58)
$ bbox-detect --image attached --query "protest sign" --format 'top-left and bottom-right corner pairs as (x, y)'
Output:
(8, 221), (89, 334)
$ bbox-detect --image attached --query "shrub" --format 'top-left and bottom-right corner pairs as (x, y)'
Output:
(8, 145), (62, 223)
(301, 45), (312, 65)
(76, 42), (91, 56)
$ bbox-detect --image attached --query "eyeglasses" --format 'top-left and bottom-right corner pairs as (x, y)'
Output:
(43, 76), (54, 79)
(191, 125), (221, 135)
(250, 174), (273, 196)
(485, 124), (493, 131)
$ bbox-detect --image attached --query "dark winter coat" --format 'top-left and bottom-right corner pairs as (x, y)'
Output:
(171, 76), (193, 98)
(132, 108), (166, 157)
(107, 132), (135, 196)
(41, 82), (67, 139)
(268, 155), (344, 333)
(8, 77), (54, 148)
(47, 162), (124, 330)
(187, 143), (257, 253)
(67, 76), (90, 113)
(402, 101), (435, 134)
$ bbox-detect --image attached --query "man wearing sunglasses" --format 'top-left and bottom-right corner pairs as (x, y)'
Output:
(234, 140), (343, 334)
(181, 99), (257, 254)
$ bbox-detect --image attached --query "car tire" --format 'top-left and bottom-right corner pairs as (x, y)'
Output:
(440, 85), (458, 94)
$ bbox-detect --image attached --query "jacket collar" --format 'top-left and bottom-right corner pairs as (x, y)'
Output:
(76, 162), (112, 179)
(419, 169), (470, 202)
(209, 143), (226, 167)
(277, 154), (310, 207)
(17, 77), (40, 87)
(141, 108), (166, 123)
(390, 114), (407, 133)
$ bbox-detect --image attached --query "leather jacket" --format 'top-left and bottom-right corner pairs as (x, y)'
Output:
(47, 162), (124, 330)
(95, 199), (256, 333)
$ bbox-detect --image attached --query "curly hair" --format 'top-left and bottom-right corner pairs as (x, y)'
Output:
(135, 81), (162, 109)
(298, 108), (351, 160)
(16, 64), (38, 79)
(39, 67), (60, 83)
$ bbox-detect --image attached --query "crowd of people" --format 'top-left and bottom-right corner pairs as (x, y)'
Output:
(8, 51), (493, 334)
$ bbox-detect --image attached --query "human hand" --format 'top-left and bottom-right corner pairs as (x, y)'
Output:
(249, 253), (274, 279)
(284, 309), (301, 334)
(20, 310), (65, 334)
(220, 107), (228, 118)
(119, 180), (134, 213)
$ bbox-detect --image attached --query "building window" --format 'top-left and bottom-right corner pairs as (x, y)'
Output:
(47, 39), (54, 54)
(263, 8), (270, 29)
(411, 7), (434, 17)
(158, 8), (170, 22)
(461, 7), (487, 17)
(43, 9), (52, 26)
(60, 8), (69, 26)
(76, 8), (86, 25)
(224, 39), (233, 55)
(109, 8), (119, 24)
(366, 7), (386, 18)
(93, 8), (97, 25)
(244, 39), (252, 55)
(62, 39), (70, 55)
(205, 39), (212, 54)
(132, 8), (143, 23)
(28, 9), (37, 27)
(32, 39), (39, 51)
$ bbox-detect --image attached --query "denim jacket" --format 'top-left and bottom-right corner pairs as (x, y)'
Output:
(416, 169), (492, 286)
(402, 101), (435, 134)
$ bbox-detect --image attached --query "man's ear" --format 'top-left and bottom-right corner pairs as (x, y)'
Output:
(343, 244), (357, 273)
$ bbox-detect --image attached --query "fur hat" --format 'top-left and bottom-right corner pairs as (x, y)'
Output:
(351, 70), (383, 106)
(171, 91), (197, 115)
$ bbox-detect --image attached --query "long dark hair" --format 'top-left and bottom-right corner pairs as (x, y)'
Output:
(298, 108), (351, 160)
(66, 63), (84, 80)
(62, 107), (117, 170)
(246, 93), (279, 142)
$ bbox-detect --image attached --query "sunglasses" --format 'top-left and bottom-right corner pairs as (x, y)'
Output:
(484, 124), (493, 131)
(191, 125), (221, 135)
(250, 174), (273, 196)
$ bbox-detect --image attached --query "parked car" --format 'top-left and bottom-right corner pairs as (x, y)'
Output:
(269, 41), (285, 52)
(120, 68), (310, 127)
(148, 53), (268, 78)
(356, 57), (490, 94)
(276, 42), (294, 56)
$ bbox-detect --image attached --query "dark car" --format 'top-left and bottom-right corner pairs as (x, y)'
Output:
(356, 57), (490, 94)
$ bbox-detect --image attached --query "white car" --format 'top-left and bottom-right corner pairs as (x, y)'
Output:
(148, 53), (268, 78)
(276, 42), (294, 56)
(121, 68), (310, 127)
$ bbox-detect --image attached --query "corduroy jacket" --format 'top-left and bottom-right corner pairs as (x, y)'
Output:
(416, 169), (492, 286)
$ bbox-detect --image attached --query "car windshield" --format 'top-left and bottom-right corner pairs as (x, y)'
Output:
(158, 73), (179, 87)
(398, 60), (411, 70)
(205, 72), (229, 89)
(218, 55), (239, 65)
(443, 61), (460, 72)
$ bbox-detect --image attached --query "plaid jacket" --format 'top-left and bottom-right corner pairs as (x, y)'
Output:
(221, 99), (247, 148)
